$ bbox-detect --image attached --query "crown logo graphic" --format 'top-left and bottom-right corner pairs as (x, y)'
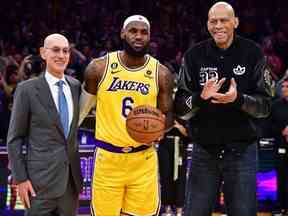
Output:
(233, 65), (246, 75)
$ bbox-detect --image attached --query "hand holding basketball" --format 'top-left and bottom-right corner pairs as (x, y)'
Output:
(126, 105), (165, 144)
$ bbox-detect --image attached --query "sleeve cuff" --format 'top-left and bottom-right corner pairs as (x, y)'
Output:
(232, 93), (244, 108)
(13, 173), (28, 184)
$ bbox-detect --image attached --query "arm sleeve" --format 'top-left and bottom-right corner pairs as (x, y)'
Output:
(7, 83), (30, 183)
(174, 56), (207, 120)
(232, 54), (273, 118)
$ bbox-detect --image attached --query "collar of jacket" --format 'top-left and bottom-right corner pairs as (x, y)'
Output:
(208, 34), (240, 56)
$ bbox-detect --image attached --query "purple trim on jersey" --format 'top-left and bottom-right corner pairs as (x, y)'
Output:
(95, 139), (150, 153)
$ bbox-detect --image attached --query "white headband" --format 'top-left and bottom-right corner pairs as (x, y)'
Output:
(123, 15), (150, 29)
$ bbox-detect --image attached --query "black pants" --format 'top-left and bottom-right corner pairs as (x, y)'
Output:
(158, 135), (187, 208)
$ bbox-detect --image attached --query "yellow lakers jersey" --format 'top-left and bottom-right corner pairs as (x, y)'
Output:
(95, 51), (159, 147)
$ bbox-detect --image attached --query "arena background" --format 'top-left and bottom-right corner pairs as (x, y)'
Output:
(0, 0), (288, 215)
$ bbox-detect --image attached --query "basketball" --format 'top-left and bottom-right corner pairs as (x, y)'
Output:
(126, 105), (165, 143)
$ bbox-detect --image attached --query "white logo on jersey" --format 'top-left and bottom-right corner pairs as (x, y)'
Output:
(186, 96), (192, 109)
(199, 67), (219, 85)
(233, 65), (246, 75)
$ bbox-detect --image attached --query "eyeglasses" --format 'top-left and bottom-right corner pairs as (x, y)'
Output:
(45, 47), (71, 55)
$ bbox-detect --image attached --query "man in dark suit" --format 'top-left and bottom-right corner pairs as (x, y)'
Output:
(7, 33), (83, 216)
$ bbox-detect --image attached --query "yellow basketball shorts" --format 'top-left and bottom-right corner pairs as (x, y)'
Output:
(91, 146), (161, 216)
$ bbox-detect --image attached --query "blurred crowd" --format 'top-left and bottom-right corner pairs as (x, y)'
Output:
(0, 0), (288, 142)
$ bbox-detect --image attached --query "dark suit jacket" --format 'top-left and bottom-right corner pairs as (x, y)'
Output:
(7, 74), (83, 199)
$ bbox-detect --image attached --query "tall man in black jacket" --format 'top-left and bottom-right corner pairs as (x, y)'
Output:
(175, 2), (272, 216)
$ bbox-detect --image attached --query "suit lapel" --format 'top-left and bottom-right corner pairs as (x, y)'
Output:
(35, 75), (65, 136)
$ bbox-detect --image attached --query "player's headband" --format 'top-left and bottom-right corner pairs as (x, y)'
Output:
(123, 15), (150, 29)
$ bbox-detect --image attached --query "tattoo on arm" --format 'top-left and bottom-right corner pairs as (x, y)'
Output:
(157, 64), (174, 129)
(84, 57), (106, 95)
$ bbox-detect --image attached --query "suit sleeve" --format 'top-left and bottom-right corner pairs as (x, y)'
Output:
(232, 52), (273, 118)
(174, 56), (207, 120)
(7, 83), (30, 183)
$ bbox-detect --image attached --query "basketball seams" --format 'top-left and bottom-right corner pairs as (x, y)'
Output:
(127, 127), (164, 134)
(126, 118), (165, 133)
(126, 105), (165, 143)
(126, 116), (165, 124)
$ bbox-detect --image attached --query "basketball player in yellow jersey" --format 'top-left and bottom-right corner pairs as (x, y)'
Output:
(79, 15), (174, 215)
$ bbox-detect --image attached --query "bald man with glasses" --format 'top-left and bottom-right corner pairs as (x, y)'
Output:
(7, 33), (83, 216)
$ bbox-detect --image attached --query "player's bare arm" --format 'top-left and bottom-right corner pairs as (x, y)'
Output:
(157, 63), (174, 130)
(83, 57), (107, 94)
(79, 57), (107, 125)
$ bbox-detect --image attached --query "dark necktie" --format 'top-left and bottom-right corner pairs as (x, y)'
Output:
(57, 80), (69, 138)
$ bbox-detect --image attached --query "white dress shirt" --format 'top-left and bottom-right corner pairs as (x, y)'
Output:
(45, 71), (74, 130)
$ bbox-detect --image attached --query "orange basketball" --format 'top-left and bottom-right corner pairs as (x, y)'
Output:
(126, 105), (165, 143)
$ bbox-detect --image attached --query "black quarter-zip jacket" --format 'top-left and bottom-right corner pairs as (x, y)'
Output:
(175, 35), (272, 153)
